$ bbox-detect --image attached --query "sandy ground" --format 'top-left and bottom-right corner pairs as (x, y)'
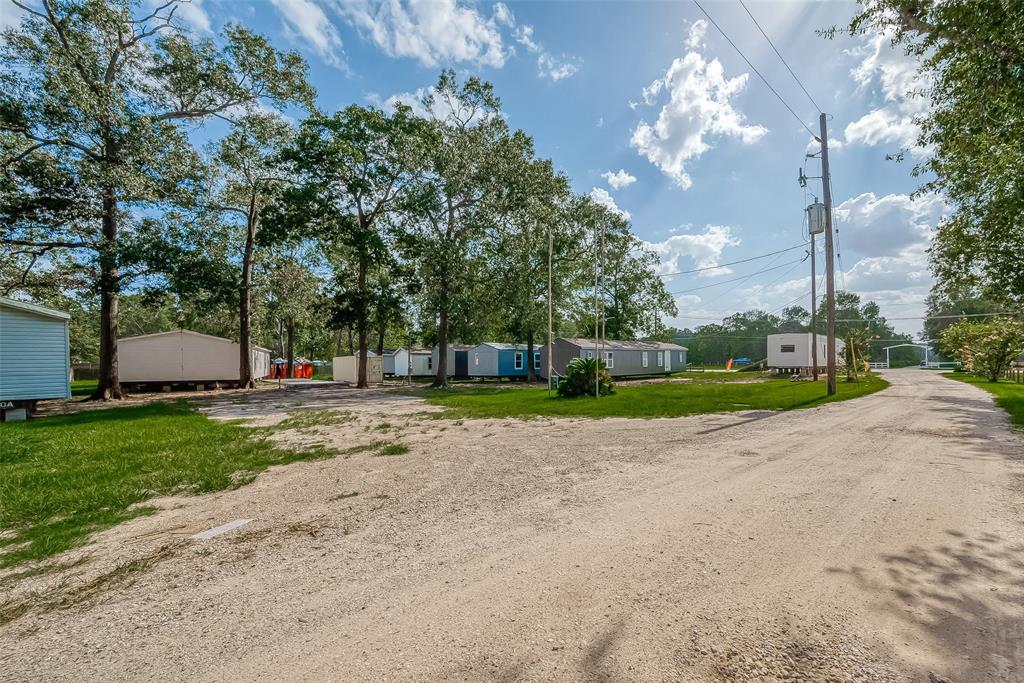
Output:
(2, 369), (1023, 681)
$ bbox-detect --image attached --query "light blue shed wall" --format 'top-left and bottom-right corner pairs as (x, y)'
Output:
(0, 306), (70, 401)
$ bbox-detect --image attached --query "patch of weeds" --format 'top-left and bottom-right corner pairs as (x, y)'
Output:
(284, 518), (331, 538)
(371, 493), (390, 500)
(272, 409), (355, 432)
(375, 421), (393, 431)
(0, 544), (177, 626)
(331, 491), (360, 501)
(374, 443), (410, 457)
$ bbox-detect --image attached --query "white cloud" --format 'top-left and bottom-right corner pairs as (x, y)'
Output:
(602, 169), (637, 190)
(686, 19), (707, 49)
(833, 191), (945, 257)
(596, 117), (604, 128)
(844, 31), (930, 152)
(538, 52), (580, 81)
(502, 5), (580, 82)
(589, 187), (630, 221)
(631, 22), (767, 189)
(173, 0), (212, 34)
(645, 225), (741, 276)
(271, 0), (345, 68)
(336, 0), (508, 68)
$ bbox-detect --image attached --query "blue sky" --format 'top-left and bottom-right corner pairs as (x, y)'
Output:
(2, 0), (940, 335)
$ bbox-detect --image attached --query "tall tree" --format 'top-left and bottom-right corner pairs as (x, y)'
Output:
(207, 113), (295, 388)
(400, 70), (532, 387)
(0, 0), (313, 398)
(273, 104), (427, 388)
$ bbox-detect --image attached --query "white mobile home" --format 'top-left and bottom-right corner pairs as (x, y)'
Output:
(0, 297), (71, 420)
(119, 330), (271, 386)
(332, 355), (384, 383)
(767, 333), (845, 374)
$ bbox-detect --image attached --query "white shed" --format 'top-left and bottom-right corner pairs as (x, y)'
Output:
(388, 348), (433, 377)
(332, 355), (384, 384)
(0, 297), (71, 420)
(767, 333), (845, 373)
(118, 330), (271, 385)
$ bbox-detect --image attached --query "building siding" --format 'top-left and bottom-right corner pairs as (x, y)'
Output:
(539, 338), (687, 378)
(0, 305), (70, 401)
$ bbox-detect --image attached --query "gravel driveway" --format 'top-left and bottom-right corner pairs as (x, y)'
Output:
(2, 369), (1022, 681)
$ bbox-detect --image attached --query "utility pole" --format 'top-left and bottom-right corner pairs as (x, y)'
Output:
(819, 113), (837, 396)
(810, 220), (818, 382)
(547, 224), (553, 397)
(593, 221), (600, 399)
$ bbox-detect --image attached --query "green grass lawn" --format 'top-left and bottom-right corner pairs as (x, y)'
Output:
(70, 379), (97, 397)
(0, 402), (333, 569)
(421, 374), (889, 420)
(947, 372), (1024, 428)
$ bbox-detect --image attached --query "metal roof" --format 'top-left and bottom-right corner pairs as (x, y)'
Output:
(0, 296), (71, 321)
(119, 329), (272, 352)
(558, 337), (687, 351)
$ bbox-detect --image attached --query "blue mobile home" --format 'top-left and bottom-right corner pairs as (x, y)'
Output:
(0, 296), (71, 420)
(467, 343), (542, 379)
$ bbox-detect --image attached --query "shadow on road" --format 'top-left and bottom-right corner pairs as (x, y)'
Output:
(826, 530), (1024, 681)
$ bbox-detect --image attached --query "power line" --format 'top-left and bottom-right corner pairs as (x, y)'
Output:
(738, 0), (823, 113)
(671, 257), (805, 296)
(657, 243), (806, 278)
(691, 0), (818, 139)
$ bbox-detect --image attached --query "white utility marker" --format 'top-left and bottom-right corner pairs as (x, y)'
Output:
(191, 518), (253, 541)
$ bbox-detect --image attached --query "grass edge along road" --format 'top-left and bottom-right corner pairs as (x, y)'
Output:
(946, 372), (1024, 429)
(422, 374), (889, 420)
(0, 401), (337, 571)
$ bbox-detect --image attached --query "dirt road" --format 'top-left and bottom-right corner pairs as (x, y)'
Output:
(3, 369), (1022, 681)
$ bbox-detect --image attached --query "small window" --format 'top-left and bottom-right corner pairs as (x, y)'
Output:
(427, 356), (433, 370)
(533, 352), (541, 369)
(679, 351), (685, 362)
(514, 351), (524, 370)
(780, 344), (796, 353)
(604, 351), (614, 369)
(641, 351), (649, 368)
(584, 350), (594, 359)
(656, 351), (664, 367)
(474, 352), (480, 365)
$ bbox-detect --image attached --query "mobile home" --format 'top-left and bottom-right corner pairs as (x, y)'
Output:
(431, 344), (475, 379)
(0, 297), (71, 420)
(539, 338), (688, 378)
(467, 343), (541, 379)
(767, 333), (845, 374)
(119, 330), (271, 386)
(383, 348), (434, 377)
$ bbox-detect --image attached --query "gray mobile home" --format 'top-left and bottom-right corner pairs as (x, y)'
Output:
(431, 344), (475, 379)
(540, 338), (687, 378)
(467, 343), (538, 379)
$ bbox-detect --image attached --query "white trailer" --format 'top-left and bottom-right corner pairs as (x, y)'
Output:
(332, 355), (384, 384)
(767, 333), (845, 374)
(119, 330), (271, 386)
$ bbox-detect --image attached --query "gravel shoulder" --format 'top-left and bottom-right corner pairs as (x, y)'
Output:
(2, 369), (1022, 681)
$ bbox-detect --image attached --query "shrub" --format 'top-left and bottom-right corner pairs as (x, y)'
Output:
(940, 319), (1024, 382)
(557, 357), (614, 397)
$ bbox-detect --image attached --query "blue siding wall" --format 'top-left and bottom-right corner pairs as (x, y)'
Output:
(0, 307), (70, 401)
(497, 349), (530, 377)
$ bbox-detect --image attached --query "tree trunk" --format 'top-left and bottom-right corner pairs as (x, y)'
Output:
(356, 243), (369, 389)
(376, 323), (386, 356)
(93, 187), (123, 400)
(347, 326), (353, 355)
(238, 207), (257, 389)
(432, 286), (449, 388)
(286, 317), (295, 379)
(526, 330), (536, 383)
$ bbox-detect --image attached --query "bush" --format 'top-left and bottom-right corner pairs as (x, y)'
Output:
(557, 357), (614, 397)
